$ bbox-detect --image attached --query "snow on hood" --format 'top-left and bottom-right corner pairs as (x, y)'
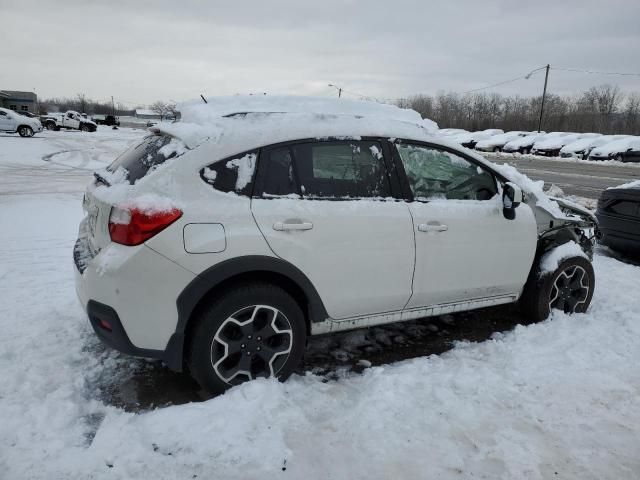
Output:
(607, 179), (640, 190)
(504, 133), (545, 149)
(476, 132), (523, 148)
(534, 135), (580, 150)
(151, 96), (438, 149)
(591, 137), (640, 156)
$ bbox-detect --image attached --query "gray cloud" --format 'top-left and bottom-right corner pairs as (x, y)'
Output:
(2, 0), (639, 105)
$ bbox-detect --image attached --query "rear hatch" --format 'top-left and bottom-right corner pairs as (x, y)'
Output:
(75, 135), (183, 271)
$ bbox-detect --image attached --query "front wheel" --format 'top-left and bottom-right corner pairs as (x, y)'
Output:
(80, 124), (90, 132)
(18, 126), (34, 137)
(188, 283), (307, 395)
(520, 256), (595, 323)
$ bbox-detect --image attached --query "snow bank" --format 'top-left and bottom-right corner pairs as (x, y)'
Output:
(539, 241), (588, 276)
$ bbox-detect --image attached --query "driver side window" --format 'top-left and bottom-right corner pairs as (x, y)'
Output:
(396, 143), (497, 201)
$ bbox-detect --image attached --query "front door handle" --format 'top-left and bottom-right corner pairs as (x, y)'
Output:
(273, 221), (313, 231)
(418, 222), (448, 233)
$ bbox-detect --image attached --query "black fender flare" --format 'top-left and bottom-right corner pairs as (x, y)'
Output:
(164, 255), (329, 371)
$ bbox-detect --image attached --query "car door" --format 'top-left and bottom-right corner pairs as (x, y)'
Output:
(393, 141), (537, 308)
(251, 138), (415, 320)
(0, 110), (10, 130)
(65, 112), (79, 129)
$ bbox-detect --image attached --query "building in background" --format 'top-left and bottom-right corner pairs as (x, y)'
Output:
(0, 90), (38, 113)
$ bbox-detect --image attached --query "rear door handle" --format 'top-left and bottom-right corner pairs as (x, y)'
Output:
(273, 221), (313, 231)
(418, 222), (448, 233)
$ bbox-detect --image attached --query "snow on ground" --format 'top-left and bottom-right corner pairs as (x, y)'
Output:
(1, 128), (640, 479)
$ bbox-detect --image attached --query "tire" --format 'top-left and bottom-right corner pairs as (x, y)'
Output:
(493, 147), (501, 153)
(521, 147), (530, 155)
(188, 282), (307, 394)
(80, 124), (90, 132)
(45, 122), (56, 131)
(520, 256), (595, 323)
(18, 126), (34, 138)
(615, 154), (623, 162)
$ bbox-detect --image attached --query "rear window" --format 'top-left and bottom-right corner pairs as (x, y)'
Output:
(107, 135), (184, 184)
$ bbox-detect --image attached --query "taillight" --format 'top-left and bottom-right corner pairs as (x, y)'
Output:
(108, 206), (182, 246)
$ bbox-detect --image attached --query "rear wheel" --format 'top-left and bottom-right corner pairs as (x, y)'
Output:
(80, 124), (90, 132)
(615, 154), (623, 162)
(188, 283), (306, 394)
(520, 256), (594, 322)
(18, 126), (34, 137)
(45, 122), (56, 131)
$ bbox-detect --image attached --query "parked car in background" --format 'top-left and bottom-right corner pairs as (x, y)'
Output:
(532, 133), (599, 157)
(475, 131), (528, 152)
(17, 111), (38, 118)
(437, 128), (467, 136)
(596, 181), (640, 253)
(588, 137), (640, 161)
(622, 150), (640, 163)
(41, 110), (97, 132)
(94, 115), (120, 126)
(449, 129), (504, 148)
(560, 135), (628, 159)
(0, 107), (43, 137)
(74, 96), (596, 394)
(503, 132), (548, 154)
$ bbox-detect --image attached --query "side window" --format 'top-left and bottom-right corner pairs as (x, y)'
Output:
(292, 140), (390, 198)
(606, 200), (639, 217)
(260, 147), (299, 196)
(396, 143), (497, 201)
(200, 151), (257, 196)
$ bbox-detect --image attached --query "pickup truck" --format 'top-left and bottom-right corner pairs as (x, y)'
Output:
(93, 115), (120, 126)
(41, 110), (97, 132)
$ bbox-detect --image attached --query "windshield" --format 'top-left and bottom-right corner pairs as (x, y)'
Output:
(107, 135), (184, 184)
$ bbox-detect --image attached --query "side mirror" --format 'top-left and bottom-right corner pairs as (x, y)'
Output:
(503, 181), (523, 220)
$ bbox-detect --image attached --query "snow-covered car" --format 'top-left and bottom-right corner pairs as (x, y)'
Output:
(74, 96), (597, 394)
(42, 110), (97, 132)
(559, 135), (628, 159)
(0, 107), (43, 137)
(596, 180), (640, 253)
(437, 128), (467, 136)
(503, 132), (548, 154)
(474, 131), (528, 152)
(531, 133), (595, 157)
(449, 129), (504, 148)
(588, 137), (640, 161)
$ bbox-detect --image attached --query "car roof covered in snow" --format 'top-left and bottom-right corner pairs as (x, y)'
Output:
(152, 96), (439, 151)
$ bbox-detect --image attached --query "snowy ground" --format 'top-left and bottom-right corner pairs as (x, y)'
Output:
(1, 128), (640, 479)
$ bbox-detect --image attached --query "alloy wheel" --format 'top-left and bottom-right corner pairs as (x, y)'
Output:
(210, 305), (293, 385)
(548, 265), (590, 313)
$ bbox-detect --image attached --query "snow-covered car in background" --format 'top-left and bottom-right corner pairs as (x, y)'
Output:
(0, 107), (43, 137)
(41, 110), (97, 132)
(74, 96), (597, 394)
(503, 132), (548, 154)
(532, 133), (599, 157)
(588, 136), (640, 161)
(449, 128), (504, 148)
(596, 180), (640, 253)
(559, 135), (628, 159)
(437, 128), (467, 136)
(474, 131), (528, 152)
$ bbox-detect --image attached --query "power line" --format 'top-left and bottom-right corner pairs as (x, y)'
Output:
(552, 66), (640, 77)
(462, 66), (547, 94)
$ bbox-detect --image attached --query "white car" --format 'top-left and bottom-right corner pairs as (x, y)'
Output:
(437, 128), (468, 136)
(531, 133), (598, 157)
(560, 135), (628, 159)
(589, 136), (640, 161)
(502, 133), (547, 154)
(74, 96), (596, 394)
(0, 107), (43, 137)
(449, 129), (504, 148)
(475, 131), (528, 152)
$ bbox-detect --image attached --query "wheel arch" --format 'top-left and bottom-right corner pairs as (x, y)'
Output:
(167, 255), (328, 371)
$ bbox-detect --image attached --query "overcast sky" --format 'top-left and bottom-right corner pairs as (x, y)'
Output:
(2, 0), (639, 106)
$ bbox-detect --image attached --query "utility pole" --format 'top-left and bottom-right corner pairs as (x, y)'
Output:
(111, 96), (115, 116)
(537, 64), (550, 132)
(328, 83), (342, 98)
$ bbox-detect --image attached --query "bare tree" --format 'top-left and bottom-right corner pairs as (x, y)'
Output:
(150, 101), (169, 120)
(76, 93), (87, 113)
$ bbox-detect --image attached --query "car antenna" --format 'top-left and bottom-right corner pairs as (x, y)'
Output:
(200, 94), (208, 104)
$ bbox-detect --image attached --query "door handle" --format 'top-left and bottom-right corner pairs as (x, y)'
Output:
(418, 222), (448, 233)
(273, 221), (313, 231)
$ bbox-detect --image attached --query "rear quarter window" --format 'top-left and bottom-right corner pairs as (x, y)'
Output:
(200, 151), (258, 196)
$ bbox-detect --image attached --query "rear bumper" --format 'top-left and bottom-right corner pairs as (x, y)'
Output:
(74, 236), (196, 370)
